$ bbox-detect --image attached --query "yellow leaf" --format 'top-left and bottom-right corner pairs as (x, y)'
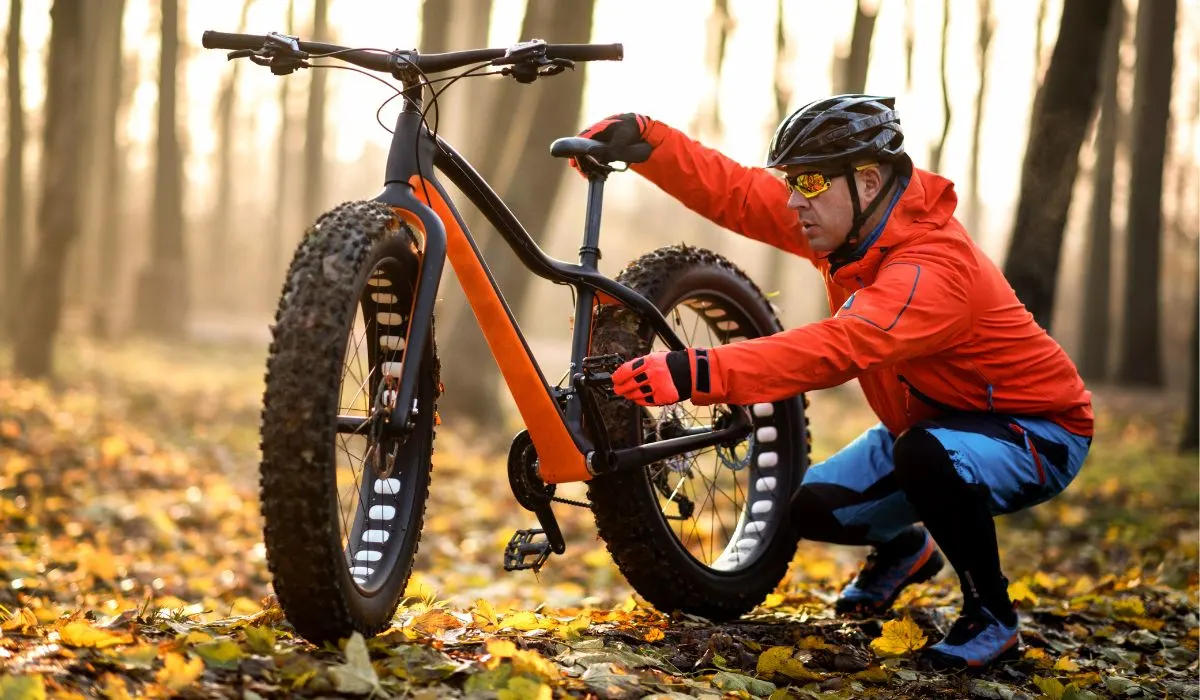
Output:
(619, 597), (638, 613)
(852, 666), (890, 684)
(243, 625), (277, 654)
(870, 618), (928, 657)
(410, 609), (464, 635)
(487, 639), (518, 659)
(472, 599), (499, 629)
(552, 614), (590, 640)
(1, 608), (38, 634)
(643, 628), (664, 642)
(0, 674), (46, 700)
(497, 676), (552, 700)
(1033, 571), (1059, 592)
(1024, 647), (1050, 663)
(100, 674), (134, 700)
(193, 638), (244, 667)
(1112, 597), (1145, 618)
(0, 419), (21, 440)
(1032, 675), (1065, 700)
(58, 621), (133, 649)
(99, 435), (129, 466)
(1131, 617), (1165, 631)
(510, 649), (560, 682)
(501, 611), (543, 631)
(798, 635), (835, 650)
(1008, 579), (1040, 606)
(761, 593), (785, 609)
(112, 644), (158, 669)
(756, 646), (821, 682)
(184, 630), (213, 645)
(1053, 656), (1080, 672)
(157, 652), (205, 691)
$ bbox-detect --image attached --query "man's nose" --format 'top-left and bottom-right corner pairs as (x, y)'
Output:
(787, 190), (810, 210)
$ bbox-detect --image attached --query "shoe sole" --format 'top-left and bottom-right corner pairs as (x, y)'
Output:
(835, 548), (945, 617)
(919, 635), (1021, 672)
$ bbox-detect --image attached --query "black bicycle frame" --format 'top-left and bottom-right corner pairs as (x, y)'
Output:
(363, 85), (751, 477)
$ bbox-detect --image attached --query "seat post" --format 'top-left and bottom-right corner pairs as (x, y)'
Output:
(579, 173), (606, 272)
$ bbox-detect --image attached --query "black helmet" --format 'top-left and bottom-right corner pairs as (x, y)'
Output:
(766, 94), (904, 169)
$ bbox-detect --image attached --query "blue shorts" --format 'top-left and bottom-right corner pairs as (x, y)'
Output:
(799, 414), (1091, 543)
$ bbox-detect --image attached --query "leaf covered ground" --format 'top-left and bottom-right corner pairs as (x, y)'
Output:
(0, 339), (1196, 699)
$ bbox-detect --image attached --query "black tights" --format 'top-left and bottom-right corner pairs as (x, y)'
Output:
(791, 427), (1015, 622)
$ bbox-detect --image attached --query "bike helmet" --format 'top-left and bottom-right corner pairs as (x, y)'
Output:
(766, 94), (904, 169)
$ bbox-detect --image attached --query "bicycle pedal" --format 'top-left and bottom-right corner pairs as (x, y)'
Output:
(503, 528), (554, 572)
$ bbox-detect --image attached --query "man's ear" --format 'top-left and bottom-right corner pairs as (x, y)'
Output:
(858, 166), (885, 204)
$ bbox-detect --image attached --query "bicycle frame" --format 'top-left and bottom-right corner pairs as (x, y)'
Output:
(360, 86), (751, 485)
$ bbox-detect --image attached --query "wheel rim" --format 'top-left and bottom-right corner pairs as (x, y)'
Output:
(334, 259), (420, 594)
(643, 292), (788, 573)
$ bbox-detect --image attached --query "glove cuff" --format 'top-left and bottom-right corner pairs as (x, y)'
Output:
(665, 350), (693, 401)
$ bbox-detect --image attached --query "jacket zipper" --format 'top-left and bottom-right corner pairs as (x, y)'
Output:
(897, 375), (958, 413)
(1007, 422), (1046, 485)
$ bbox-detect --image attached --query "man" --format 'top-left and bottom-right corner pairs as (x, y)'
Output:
(573, 95), (1093, 670)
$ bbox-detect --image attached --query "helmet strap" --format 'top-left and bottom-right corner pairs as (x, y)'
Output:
(830, 167), (899, 266)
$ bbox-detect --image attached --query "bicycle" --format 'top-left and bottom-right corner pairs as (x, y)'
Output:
(201, 29), (811, 645)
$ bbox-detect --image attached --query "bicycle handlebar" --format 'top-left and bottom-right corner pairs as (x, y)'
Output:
(200, 30), (624, 75)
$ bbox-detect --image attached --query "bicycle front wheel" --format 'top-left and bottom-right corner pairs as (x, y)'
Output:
(259, 201), (439, 645)
(588, 244), (810, 621)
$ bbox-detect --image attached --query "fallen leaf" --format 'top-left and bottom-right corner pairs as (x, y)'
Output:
(2, 609), (39, 634)
(193, 638), (244, 668)
(1053, 656), (1080, 672)
(755, 646), (822, 682)
(410, 609), (464, 636)
(761, 593), (785, 608)
(852, 666), (889, 684)
(798, 635), (835, 650)
(870, 618), (928, 657)
(497, 676), (552, 700)
(99, 674), (134, 700)
(501, 611), (544, 632)
(711, 671), (775, 697)
(1111, 597), (1145, 619)
(58, 621), (133, 649)
(1033, 675), (1065, 700)
(328, 632), (381, 695)
(157, 652), (205, 691)
(643, 628), (664, 642)
(1009, 579), (1040, 606)
(243, 625), (276, 654)
(0, 674), (46, 700)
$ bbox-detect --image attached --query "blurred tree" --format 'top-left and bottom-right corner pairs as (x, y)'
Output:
(836, 0), (877, 94)
(928, 0), (950, 172)
(420, 0), (493, 149)
(762, 0), (793, 303)
(3, 0), (22, 340)
(1115, 0), (1176, 387)
(267, 0), (295, 305)
(133, 0), (188, 337)
(1033, 0), (1048, 92)
(964, 0), (991, 239)
(302, 0), (330, 225)
(1183, 289), (1199, 451)
(1077, 0), (1125, 381)
(1002, 0), (1115, 332)
(438, 0), (595, 428)
(81, 0), (127, 339)
(694, 0), (730, 138)
(212, 0), (256, 312)
(903, 0), (914, 91)
(13, 0), (85, 377)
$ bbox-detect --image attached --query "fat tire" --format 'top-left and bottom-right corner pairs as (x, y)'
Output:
(588, 244), (811, 621)
(259, 201), (439, 645)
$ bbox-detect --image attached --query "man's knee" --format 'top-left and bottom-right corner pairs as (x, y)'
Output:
(790, 485), (870, 545)
(893, 426), (986, 502)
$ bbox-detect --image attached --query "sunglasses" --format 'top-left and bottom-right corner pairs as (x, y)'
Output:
(783, 162), (878, 199)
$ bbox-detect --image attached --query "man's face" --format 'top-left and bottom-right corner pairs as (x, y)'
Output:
(780, 164), (881, 254)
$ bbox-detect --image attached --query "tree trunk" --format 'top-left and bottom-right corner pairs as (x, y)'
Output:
(694, 0), (730, 138)
(927, 0), (951, 172)
(903, 0), (915, 92)
(1002, 0), (1115, 332)
(12, 0), (86, 378)
(764, 0), (796, 304)
(438, 0), (595, 428)
(212, 0), (255, 312)
(1077, 0), (1125, 380)
(1033, 0), (1048, 92)
(965, 0), (992, 238)
(1115, 0), (1175, 387)
(266, 0), (295, 307)
(1182, 286), (1199, 451)
(302, 0), (330, 225)
(81, 0), (126, 339)
(838, 0), (877, 94)
(4, 0), (24, 340)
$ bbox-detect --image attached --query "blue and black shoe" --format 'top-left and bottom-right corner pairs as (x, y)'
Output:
(835, 529), (944, 616)
(922, 605), (1021, 670)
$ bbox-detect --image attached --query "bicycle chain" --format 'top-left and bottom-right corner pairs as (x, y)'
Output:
(551, 495), (592, 509)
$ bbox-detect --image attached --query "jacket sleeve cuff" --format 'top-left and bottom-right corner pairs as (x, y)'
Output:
(689, 347), (727, 406)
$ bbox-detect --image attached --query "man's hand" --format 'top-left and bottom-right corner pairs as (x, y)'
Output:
(570, 113), (656, 176)
(612, 348), (721, 407)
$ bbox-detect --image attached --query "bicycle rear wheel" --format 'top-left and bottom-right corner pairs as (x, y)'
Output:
(259, 201), (439, 645)
(588, 244), (810, 620)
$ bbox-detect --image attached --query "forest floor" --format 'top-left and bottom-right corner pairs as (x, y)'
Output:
(0, 338), (1196, 699)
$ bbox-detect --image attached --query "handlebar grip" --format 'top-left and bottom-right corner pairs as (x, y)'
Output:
(202, 30), (269, 51)
(547, 43), (623, 62)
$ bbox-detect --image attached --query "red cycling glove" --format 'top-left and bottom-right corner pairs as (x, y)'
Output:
(611, 348), (725, 407)
(569, 113), (657, 176)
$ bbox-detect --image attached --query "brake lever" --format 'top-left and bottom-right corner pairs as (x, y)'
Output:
(227, 31), (309, 75)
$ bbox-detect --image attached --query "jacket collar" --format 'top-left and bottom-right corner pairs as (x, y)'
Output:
(829, 166), (959, 286)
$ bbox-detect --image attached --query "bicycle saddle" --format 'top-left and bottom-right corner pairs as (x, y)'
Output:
(549, 137), (652, 165)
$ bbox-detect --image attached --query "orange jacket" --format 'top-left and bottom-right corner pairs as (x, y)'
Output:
(632, 122), (1094, 437)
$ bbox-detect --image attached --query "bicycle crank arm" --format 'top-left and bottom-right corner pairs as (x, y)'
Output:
(587, 406), (753, 475)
